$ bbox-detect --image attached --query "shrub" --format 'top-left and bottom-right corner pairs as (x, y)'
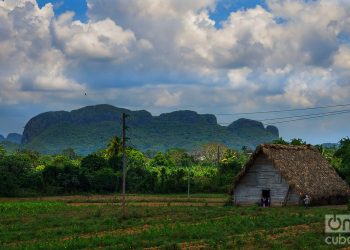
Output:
(81, 154), (108, 171)
(0, 171), (19, 196)
(87, 168), (119, 192)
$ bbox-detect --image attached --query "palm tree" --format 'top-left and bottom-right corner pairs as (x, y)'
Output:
(106, 136), (122, 159)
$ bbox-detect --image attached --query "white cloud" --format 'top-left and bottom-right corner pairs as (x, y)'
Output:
(53, 13), (145, 61)
(153, 89), (182, 107)
(265, 67), (350, 107)
(33, 50), (83, 91)
(1, 0), (350, 143)
(333, 45), (350, 69)
(0, 0), (37, 10)
(0, 0), (153, 105)
(0, 0), (84, 104)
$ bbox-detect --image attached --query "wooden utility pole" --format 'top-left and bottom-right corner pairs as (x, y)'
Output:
(187, 169), (190, 198)
(217, 145), (220, 166)
(122, 113), (127, 216)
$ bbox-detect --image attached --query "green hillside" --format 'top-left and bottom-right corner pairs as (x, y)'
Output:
(22, 104), (279, 155)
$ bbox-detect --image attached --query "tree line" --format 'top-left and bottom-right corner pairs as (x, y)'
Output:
(0, 136), (349, 197)
(0, 138), (247, 196)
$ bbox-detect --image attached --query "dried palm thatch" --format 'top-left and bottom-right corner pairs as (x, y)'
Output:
(232, 144), (350, 201)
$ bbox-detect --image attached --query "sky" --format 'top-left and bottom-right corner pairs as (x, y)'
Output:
(0, 0), (349, 144)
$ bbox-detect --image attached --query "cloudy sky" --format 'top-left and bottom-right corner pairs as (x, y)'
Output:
(0, 0), (350, 144)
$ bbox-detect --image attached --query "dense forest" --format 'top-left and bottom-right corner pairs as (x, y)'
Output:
(19, 104), (279, 154)
(0, 137), (349, 197)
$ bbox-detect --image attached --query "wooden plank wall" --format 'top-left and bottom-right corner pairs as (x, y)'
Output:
(234, 154), (301, 206)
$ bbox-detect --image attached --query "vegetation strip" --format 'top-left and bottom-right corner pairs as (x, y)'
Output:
(0, 199), (347, 249)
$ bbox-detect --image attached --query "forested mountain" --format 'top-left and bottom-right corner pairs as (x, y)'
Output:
(0, 133), (22, 144)
(21, 104), (279, 155)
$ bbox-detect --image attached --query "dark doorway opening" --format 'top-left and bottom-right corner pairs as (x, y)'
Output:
(261, 189), (271, 207)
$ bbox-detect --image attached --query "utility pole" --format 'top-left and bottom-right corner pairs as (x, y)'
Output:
(187, 168), (190, 198)
(122, 113), (127, 216)
(217, 145), (220, 166)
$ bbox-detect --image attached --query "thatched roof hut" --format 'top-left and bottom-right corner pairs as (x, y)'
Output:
(232, 144), (350, 206)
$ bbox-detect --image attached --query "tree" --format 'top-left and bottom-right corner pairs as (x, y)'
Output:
(15, 149), (40, 164)
(0, 154), (32, 177)
(127, 148), (147, 169)
(86, 168), (119, 192)
(62, 148), (78, 160)
(81, 154), (108, 172)
(192, 143), (227, 164)
(150, 152), (173, 168)
(0, 145), (5, 159)
(40, 155), (81, 192)
(334, 138), (350, 159)
(105, 136), (122, 171)
(334, 137), (350, 183)
(290, 138), (307, 145)
(218, 149), (247, 191)
(0, 171), (19, 196)
(42, 158), (80, 194)
(56, 163), (80, 193)
(272, 137), (289, 145)
(166, 148), (193, 168)
(126, 165), (157, 193)
(0, 153), (35, 195)
(125, 149), (157, 192)
(168, 168), (187, 193)
(106, 136), (122, 159)
(315, 144), (325, 155)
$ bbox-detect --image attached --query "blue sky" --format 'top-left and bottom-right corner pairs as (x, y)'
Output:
(37, 0), (88, 21)
(36, 0), (267, 27)
(210, 0), (267, 27)
(0, 0), (350, 144)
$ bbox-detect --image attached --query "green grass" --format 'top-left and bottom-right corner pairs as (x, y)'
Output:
(0, 201), (65, 213)
(0, 197), (346, 249)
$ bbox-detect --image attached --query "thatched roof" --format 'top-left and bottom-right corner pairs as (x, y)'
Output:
(233, 144), (350, 200)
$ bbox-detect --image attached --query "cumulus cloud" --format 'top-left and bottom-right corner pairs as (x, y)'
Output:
(0, 0), (152, 104)
(84, 0), (350, 106)
(333, 45), (350, 69)
(0, 0), (84, 105)
(1, 0), (350, 143)
(52, 12), (149, 61)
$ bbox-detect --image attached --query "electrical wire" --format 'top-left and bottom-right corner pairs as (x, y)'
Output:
(215, 103), (350, 116)
(264, 110), (350, 125)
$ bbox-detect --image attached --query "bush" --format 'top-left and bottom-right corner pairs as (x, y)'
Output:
(87, 168), (119, 192)
(81, 154), (108, 171)
(0, 171), (19, 196)
(126, 166), (157, 193)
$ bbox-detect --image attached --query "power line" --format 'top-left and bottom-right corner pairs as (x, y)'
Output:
(215, 103), (350, 116)
(264, 110), (350, 125)
(217, 108), (350, 125)
(124, 108), (350, 133)
(260, 109), (350, 122)
(125, 109), (350, 129)
(122, 108), (350, 143)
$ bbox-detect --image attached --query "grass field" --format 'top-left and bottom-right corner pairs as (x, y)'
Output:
(0, 194), (347, 249)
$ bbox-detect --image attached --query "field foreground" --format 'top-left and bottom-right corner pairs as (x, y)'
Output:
(0, 194), (348, 249)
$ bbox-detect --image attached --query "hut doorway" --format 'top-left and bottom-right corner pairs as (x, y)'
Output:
(262, 189), (271, 207)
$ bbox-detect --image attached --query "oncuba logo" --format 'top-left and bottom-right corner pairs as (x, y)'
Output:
(325, 215), (350, 233)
